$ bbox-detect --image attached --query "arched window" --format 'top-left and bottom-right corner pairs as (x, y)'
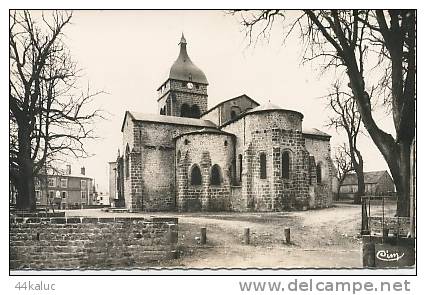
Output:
(190, 165), (202, 185)
(260, 153), (267, 179)
(125, 145), (130, 178)
(238, 154), (243, 182)
(160, 107), (165, 115)
(180, 103), (190, 117)
(210, 164), (222, 185)
(316, 163), (322, 184)
(230, 110), (237, 119)
(282, 151), (290, 179)
(190, 104), (200, 118)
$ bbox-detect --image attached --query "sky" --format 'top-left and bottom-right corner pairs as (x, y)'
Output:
(39, 10), (395, 192)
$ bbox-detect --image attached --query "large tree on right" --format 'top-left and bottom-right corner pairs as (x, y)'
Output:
(237, 10), (416, 216)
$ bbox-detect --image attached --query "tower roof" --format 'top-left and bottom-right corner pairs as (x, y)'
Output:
(168, 34), (208, 85)
(245, 101), (303, 119)
(246, 101), (283, 114)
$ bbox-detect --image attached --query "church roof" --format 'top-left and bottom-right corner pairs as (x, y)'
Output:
(201, 94), (260, 117)
(167, 34), (208, 85)
(173, 128), (235, 140)
(245, 101), (304, 118)
(122, 111), (216, 131)
(302, 127), (331, 138)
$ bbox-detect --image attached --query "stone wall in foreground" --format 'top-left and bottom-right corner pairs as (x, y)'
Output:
(10, 216), (178, 270)
(368, 216), (410, 236)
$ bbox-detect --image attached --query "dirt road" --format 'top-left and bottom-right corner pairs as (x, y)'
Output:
(66, 202), (395, 268)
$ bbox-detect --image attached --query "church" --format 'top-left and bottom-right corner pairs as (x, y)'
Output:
(109, 34), (333, 212)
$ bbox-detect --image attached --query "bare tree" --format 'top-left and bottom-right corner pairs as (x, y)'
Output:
(234, 10), (415, 216)
(333, 144), (354, 200)
(327, 82), (364, 201)
(9, 10), (103, 211)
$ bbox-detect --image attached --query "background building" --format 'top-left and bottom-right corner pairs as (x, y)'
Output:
(339, 170), (395, 197)
(35, 165), (96, 209)
(96, 192), (110, 206)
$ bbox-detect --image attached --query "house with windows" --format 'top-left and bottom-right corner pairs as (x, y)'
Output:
(340, 170), (395, 197)
(109, 34), (333, 212)
(35, 165), (96, 209)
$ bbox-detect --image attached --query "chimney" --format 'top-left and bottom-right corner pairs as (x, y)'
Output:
(81, 166), (86, 176)
(66, 165), (72, 175)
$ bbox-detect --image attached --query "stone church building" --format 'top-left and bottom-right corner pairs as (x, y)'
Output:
(109, 34), (333, 212)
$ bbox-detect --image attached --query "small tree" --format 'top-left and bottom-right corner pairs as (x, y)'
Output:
(333, 144), (354, 200)
(327, 82), (365, 199)
(9, 10), (103, 210)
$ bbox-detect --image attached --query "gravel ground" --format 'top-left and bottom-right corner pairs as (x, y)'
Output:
(65, 201), (396, 268)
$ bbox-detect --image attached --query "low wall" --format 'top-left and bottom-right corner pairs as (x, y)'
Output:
(368, 216), (410, 236)
(10, 216), (178, 270)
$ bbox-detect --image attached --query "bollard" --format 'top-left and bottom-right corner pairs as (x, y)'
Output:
(244, 228), (250, 245)
(167, 224), (178, 244)
(200, 227), (207, 245)
(284, 228), (291, 244)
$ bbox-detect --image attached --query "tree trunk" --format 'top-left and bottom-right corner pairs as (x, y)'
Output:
(337, 178), (345, 200)
(354, 156), (365, 197)
(16, 125), (36, 211)
(391, 140), (411, 217)
(337, 184), (341, 200)
(346, 70), (411, 216)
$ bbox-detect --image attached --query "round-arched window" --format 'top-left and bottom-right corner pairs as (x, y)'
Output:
(210, 164), (222, 185)
(260, 153), (267, 179)
(190, 165), (202, 185)
(190, 105), (200, 118)
(282, 151), (290, 179)
(316, 163), (322, 184)
(176, 150), (181, 163)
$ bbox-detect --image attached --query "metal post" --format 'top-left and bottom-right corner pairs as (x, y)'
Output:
(382, 196), (385, 244)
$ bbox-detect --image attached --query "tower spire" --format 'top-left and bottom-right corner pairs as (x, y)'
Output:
(179, 32), (187, 45)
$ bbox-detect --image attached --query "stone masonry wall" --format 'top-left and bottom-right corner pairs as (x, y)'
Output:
(158, 80), (208, 117)
(122, 119), (214, 210)
(368, 216), (410, 237)
(246, 129), (310, 211)
(217, 96), (258, 126)
(224, 111), (307, 212)
(10, 216), (178, 270)
(304, 136), (333, 208)
(176, 133), (234, 211)
(122, 115), (137, 209)
(221, 116), (246, 186)
(201, 95), (259, 126)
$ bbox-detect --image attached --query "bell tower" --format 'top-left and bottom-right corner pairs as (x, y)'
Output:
(157, 34), (208, 118)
